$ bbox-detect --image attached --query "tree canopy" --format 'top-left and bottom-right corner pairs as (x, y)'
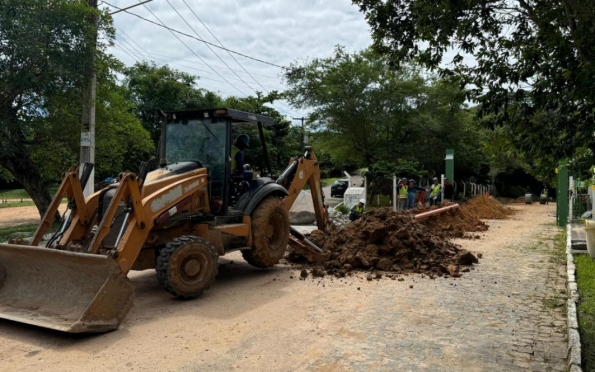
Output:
(352, 0), (595, 179)
(0, 1), (157, 216)
(124, 62), (222, 144)
(0, 0), (102, 215)
(284, 47), (485, 180)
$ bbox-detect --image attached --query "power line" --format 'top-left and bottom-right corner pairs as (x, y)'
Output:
(111, 7), (299, 117)
(165, 0), (256, 91)
(101, 1), (287, 69)
(112, 27), (281, 82)
(166, 0), (300, 117)
(111, 44), (298, 116)
(108, 0), (152, 15)
(114, 29), (281, 90)
(115, 41), (140, 62)
(116, 33), (145, 58)
(136, 0), (249, 98)
(179, 0), (300, 116)
(114, 26), (150, 56)
(181, 0), (268, 93)
(114, 26), (280, 79)
(112, 46), (255, 88)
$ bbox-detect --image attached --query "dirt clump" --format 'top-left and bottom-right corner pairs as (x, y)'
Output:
(290, 208), (477, 278)
(417, 206), (488, 239)
(461, 195), (515, 219)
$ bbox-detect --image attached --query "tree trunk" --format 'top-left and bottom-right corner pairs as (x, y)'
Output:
(0, 150), (56, 220)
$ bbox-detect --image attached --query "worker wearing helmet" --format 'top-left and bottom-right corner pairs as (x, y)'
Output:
(429, 177), (442, 206)
(349, 199), (365, 222)
(407, 179), (426, 210)
(396, 177), (409, 211)
(231, 134), (249, 175)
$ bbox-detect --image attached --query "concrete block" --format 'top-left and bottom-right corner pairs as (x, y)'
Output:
(344, 187), (366, 210)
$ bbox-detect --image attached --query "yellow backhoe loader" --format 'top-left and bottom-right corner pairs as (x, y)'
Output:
(0, 108), (329, 333)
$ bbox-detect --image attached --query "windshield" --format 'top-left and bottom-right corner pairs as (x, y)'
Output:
(165, 118), (229, 213)
(165, 118), (228, 166)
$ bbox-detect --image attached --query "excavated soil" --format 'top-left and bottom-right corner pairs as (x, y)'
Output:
(461, 195), (515, 219)
(291, 208), (478, 278)
(417, 206), (488, 239)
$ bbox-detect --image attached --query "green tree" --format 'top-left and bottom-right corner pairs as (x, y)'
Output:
(353, 0), (595, 171)
(26, 55), (155, 195)
(124, 62), (222, 144)
(95, 58), (155, 179)
(0, 0), (104, 216)
(284, 47), (483, 178)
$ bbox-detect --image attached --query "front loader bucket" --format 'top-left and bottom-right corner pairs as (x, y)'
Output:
(0, 244), (134, 333)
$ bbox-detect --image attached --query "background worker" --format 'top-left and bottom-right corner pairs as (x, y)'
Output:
(396, 177), (408, 211)
(350, 199), (365, 222)
(407, 179), (425, 210)
(541, 184), (549, 205)
(429, 177), (442, 206)
(443, 178), (454, 202)
(231, 134), (250, 176)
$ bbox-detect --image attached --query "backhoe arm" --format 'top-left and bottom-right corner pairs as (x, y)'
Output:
(278, 146), (329, 232)
(278, 147), (332, 263)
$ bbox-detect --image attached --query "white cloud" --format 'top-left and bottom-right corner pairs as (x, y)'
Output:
(104, 0), (373, 117)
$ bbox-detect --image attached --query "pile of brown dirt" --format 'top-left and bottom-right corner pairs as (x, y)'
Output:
(417, 206), (488, 239)
(461, 195), (515, 219)
(291, 208), (478, 278)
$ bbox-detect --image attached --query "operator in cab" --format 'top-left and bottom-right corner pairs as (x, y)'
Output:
(349, 199), (366, 222)
(231, 134), (249, 176)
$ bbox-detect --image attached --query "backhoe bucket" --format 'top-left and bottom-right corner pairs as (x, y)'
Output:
(0, 244), (134, 333)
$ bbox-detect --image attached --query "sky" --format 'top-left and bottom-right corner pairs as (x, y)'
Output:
(102, 0), (373, 118)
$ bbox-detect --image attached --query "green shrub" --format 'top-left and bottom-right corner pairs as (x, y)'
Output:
(335, 203), (349, 215)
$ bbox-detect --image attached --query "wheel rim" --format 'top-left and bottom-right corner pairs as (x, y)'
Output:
(178, 250), (209, 286)
(266, 211), (285, 251)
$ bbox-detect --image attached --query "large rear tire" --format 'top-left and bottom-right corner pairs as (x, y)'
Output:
(242, 197), (289, 268)
(156, 236), (219, 299)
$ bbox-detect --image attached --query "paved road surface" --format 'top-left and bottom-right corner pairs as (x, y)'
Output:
(0, 204), (567, 371)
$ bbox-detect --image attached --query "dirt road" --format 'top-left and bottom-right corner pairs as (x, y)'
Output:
(0, 205), (67, 228)
(0, 204), (567, 371)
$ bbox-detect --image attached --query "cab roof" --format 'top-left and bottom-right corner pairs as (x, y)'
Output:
(163, 108), (276, 126)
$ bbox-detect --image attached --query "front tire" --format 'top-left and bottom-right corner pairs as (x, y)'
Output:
(156, 236), (219, 299)
(242, 197), (289, 268)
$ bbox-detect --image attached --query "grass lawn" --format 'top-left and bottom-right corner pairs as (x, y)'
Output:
(0, 224), (40, 242)
(367, 194), (392, 208)
(321, 177), (342, 187)
(575, 253), (595, 370)
(0, 187), (59, 201)
(0, 200), (68, 209)
(0, 201), (38, 208)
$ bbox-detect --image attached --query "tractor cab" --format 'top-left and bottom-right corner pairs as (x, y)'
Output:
(159, 108), (276, 216)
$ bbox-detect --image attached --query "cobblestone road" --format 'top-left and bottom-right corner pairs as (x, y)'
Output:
(305, 204), (568, 371)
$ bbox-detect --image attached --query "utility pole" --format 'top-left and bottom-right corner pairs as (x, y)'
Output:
(80, 0), (98, 197)
(292, 117), (308, 151)
(80, 0), (153, 197)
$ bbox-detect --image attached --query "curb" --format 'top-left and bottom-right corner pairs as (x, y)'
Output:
(566, 223), (583, 372)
